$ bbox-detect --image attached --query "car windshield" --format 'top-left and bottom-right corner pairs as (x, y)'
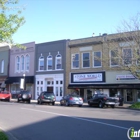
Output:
(44, 93), (54, 97)
(22, 91), (30, 94)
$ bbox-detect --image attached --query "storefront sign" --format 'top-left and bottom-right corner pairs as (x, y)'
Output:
(71, 72), (105, 83)
(116, 75), (136, 80)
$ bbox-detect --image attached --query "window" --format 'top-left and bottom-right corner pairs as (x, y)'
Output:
(110, 50), (119, 66)
(56, 52), (62, 70)
(47, 53), (53, 70)
(93, 51), (102, 67)
(1, 60), (4, 73)
(72, 54), (79, 69)
(82, 52), (90, 68)
(25, 54), (30, 71)
(16, 56), (20, 71)
(39, 54), (44, 70)
(21, 55), (24, 71)
(123, 48), (132, 65)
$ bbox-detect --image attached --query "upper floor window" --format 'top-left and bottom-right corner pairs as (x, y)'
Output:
(55, 52), (62, 70)
(82, 52), (90, 68)
(123, 48), (132, 65)
(110, 50), (119, 66)
(93, 51), (102, 67)
(47, 53), (53, 70)
(72, 54), (79, 69)
(1, 60), (4, 73)
(39, 54), (44, 70)
(21, 55), (24, 71)
(16, 56), (20, 71)
(25, 54), (30, 71)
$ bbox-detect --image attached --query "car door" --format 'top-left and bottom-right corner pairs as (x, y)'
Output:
(92, 94), (99, 105)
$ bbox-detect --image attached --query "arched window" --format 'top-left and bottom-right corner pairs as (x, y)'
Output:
(21, 55), (24, 71)
(39, 54), (44, 70)
(25, 54), (30, 71)
(55, 52), (62, 70)
(16, 56), (20, 71)
(47, 53), (53, 70)
(1, 60), (4, 73)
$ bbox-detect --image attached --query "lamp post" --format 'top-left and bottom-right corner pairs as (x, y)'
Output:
(23, 74), (26, 90)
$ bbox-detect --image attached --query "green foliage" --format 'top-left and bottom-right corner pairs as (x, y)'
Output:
(0, 130), (8, 140)
(130, 102), (140, 109)
(0, 0), (25, 47)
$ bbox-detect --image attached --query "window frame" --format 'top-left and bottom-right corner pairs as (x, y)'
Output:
(110, 49), (119, 67)
(93, 51), (102, 68)
(25, 54), (30, 71)
(47, 54), (53, 71)
(71, 53), (79, 69)
(38, 54), (44, 71)
(82, 52), (90, 68)
(21, 55), (25, 71)
(55, 52), (62, 70)
(16, 56), (20, 72)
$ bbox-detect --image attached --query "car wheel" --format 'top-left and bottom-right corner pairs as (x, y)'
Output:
(99, 102), (104, 108)
(66, 101), (69, 106)
(17, 99), (20, 102)
(52, 102), (55, 105)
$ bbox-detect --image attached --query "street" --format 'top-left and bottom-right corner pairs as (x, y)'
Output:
(0, 101), (140, 140)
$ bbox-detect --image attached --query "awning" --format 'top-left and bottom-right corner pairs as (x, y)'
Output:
(5, 76), (34, 84)
(68, 83), (140, 89)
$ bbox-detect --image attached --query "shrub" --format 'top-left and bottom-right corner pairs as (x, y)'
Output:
(0, 130), (8, 140)
(130, 102), (140, 109)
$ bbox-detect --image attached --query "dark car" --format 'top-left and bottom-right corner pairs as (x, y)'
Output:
(37, 91), (56, 105)
(88, 93), (119, 108)
(60, 93), (83, 107)
(17, 90), (32, 103)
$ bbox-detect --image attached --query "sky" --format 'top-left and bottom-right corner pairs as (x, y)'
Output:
(12, 0), (140, 44)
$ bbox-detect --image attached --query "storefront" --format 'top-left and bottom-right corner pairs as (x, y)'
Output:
(35, 74), (64, 101)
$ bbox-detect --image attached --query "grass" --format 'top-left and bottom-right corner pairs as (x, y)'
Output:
(0, 130), (8, 140)
(129, 102), (140, 109)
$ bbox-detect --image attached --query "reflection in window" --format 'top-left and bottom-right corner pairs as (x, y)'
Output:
(47, 53), (53, 70)
(123, 48), (132, 65)
(110, 50), (119, 66)
(93, 51), (101, 67)
(83, 53), (90, 68)
(56, 52), (62, 70)
(72, 54), (79, 68)
(39, 54), (44, 70)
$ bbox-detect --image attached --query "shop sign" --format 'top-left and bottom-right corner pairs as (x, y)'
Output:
(73, 73), (102, 82)
(116, 74), (136, 80)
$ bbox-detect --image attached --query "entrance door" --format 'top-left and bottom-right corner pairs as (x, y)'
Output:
(127, 89), (133, 102)
(47, 87), (53, 92)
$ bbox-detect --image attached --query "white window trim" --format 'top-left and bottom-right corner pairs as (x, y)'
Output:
(38, 54), (44, 71)
(1, 60), (4, 73)
(122, 48), (133, 65)
(82, 52), (90, 68)
(93, 51), (102, 68)
(25, 54), (30, 72)
(55, 52), (62, 70)
(15, 56), (20, 72)
(21, 55), (25, 72)
(71, 53), (79, 69)
(110, 50), (119, 67)
(47, 54), (53, 71)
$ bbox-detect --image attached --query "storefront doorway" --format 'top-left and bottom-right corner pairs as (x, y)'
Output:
(126, 89), (133, 102)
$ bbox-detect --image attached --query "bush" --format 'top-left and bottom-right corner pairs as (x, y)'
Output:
(0, 130), (8, 140)
(130, 102), (140, 109)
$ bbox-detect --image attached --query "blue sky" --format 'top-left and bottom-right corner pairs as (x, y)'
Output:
(12, 0), (140, 44)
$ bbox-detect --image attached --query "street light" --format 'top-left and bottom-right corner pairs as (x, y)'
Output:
(23, 74), (26, 90)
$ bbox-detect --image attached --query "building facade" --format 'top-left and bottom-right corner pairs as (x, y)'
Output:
(5, 42), (35, 98)
(0, 44), (10, 91)
(66, 34), (140, 103)
(35, 40), (69, 101)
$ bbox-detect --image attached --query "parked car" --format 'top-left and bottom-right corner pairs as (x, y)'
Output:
(37, 91), (56, 105)
(0, 91), (11, 102)
(60, 93), (83, 107)
(88, 93), (119, 108)
(114, 94), (124, 106)
(17, 90), (32, 103)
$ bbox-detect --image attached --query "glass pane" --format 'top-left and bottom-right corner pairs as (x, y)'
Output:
(56, 87), (58, 96)
(83, 60), (90, 67)
(83, 53), (89, 60)
(60, 87), (62, 96)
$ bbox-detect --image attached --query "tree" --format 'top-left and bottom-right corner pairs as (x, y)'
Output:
(101, 13), (140, 79)
(0, 0), (25, 47)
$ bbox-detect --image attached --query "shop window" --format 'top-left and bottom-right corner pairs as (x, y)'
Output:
(39, 54), (44, 70)
(72, 54), (79, 69)
(25, 54), (30, 71)
(82, 52), (90, 68)
(55, 52), (62, 70)
(93, 51), (102, 67)
(126, 89), (133, 101)
(110, 50), (119, 66)
(123, 48), (132, 65)
(1, 60), (4, 73)
(47, 53), (53, 70)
